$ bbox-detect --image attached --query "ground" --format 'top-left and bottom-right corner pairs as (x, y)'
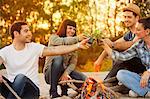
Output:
(0, 69), (149, 99)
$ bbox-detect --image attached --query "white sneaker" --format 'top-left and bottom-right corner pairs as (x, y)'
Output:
(129, 90), (138, 97)
(145, 92), (150, 97)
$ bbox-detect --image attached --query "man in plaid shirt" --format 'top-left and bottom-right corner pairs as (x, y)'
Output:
(102, 17), (150, 97)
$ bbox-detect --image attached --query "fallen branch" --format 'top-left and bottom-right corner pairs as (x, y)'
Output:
(59, 80), (84, 84)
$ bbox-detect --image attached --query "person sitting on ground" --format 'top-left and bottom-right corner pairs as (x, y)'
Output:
(0, 21), (90, 99)
(94, 3), (146, 94)
(101, 17), (150, 97)
(44, 19), (87, 98)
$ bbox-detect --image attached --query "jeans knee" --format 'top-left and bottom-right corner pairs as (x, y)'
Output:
(116, 70), (128, 82)
(14, 74), (28, 85)
(15, 74), (26, 80)
(52, 56), (63, 68)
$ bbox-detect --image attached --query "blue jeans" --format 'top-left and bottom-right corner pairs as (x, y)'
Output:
(44, 56), (87, 96)
(0, 74), (39, 99)
(117, 70), (150, 96)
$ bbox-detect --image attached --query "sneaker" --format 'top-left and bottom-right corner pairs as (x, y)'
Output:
(129, 90), (138, 97)
(145, 92), (150, 97)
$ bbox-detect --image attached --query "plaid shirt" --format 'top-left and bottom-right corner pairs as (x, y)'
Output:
(112, 40), (150, 71)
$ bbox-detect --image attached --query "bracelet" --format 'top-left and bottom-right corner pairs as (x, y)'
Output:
(77, 43), (80, 49)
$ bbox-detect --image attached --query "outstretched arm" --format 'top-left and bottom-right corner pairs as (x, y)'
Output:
(102, 40), (137, 61)
(102, 43), (113, 57)
(94, 51), (107, 72)
(42, 38), (90, 57)
(100, 37), (138, 51)
(94, 39), (113, 72)
(114, 37), (137, 51)
(94, 34), (139, 71)
(49, 34), (87, 46)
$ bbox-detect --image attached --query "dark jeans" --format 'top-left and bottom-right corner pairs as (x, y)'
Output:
(104, 57), (146, 81)
(0, 74), (39, 99)
(44, 56), (87, 96)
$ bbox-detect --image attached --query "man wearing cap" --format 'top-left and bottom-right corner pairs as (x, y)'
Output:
(94, 3), (146, 94)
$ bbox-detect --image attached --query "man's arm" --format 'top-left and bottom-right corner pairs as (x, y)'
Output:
(94, 33), (138, 70)
(102, 41), (137, 61)
(94, 37), (130, 71)
(97, 37), (134, 52)
(49, 34), (79, 46)
(49, 34), (87, 46)
(42, 38), (89, 57)
(114, 37), (137, 51)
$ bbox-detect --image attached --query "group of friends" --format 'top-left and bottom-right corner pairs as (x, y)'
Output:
(0, 3), (150, 99)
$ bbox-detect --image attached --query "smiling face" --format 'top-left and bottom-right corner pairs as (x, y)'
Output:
(15, 25), (32, 43)
(135, 22), (149, 39)
(123, 11), (139, 28)
(66, 25), (76, 37)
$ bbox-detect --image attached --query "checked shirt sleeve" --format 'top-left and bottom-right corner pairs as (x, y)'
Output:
(112, 45), (138, 61)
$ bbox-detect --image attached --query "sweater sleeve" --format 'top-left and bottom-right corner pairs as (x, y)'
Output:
(49, 34), (79, 46)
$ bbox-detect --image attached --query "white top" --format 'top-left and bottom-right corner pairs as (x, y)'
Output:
(0, 42), (45, 87)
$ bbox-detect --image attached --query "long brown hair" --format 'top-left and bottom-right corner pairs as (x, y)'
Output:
(56, 19), (76, 37)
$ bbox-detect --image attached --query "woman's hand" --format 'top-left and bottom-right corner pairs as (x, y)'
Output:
(94, 62), (101, 72)
(140, 71), (150, 88)
(94, 59), (103, 72)
(78, 34), (87, 41)
(59, 72), (71, 85)
(78, 38), (91, 49)
(98, 39), (113, 57)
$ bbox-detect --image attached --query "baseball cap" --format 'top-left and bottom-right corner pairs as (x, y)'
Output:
(122, 3), (141, 17)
